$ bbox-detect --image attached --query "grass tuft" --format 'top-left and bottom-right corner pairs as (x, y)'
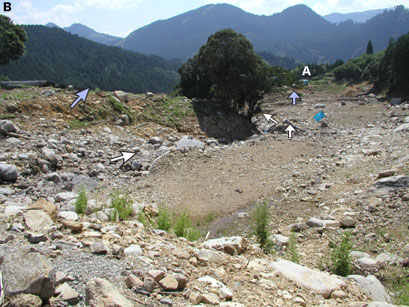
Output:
(109, 190), (133, 221)
(75, 186), (88, 214)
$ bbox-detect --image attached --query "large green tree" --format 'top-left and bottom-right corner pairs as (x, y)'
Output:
(0, 15), (27, 66)
(179, 29), (274, 119)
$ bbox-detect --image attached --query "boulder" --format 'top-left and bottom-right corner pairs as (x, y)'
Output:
(0, 120), (18, 133)
(270, 260), (345, 298)
(113, 90), (129, 102)
(347, 275), (391, 302)
(374, 175), (409, 189)
(124, 244), (142, 257)
(158, 275), (178, 291)
(196, 249), (224, 263)
(85, 278), (133, 307)
(24, 210), (53, 232)
(28, 199), (57, 221)
(2, 248), (56, 300)
(0, 163), (18, 182)
(58, 211), (79, 221)
(55, 192), (78, 203)
(90, 242), (109, 255)
(394, 123), (409, 133)
(54, 282), (79, 305)
(5, 293), (42, 307)
(176, 135), (205, 151)
(202, 236), (243, 254)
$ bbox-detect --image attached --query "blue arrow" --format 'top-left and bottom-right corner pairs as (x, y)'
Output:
(288, 91), (300, 105)
(70, 88), (90, 108)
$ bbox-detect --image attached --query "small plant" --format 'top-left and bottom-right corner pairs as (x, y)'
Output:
(157, 206), (171, 231)
(331, 231), (353, 276)
(174, 210), (201, 241)
(253, 202), (270, 245)
(204, 213), (215, 224)
(174, 210), (192, 237)
(185, 227), (201, 241)
(110, 190), (133, 221)
(0, 113), (15, 120)
(69, 119), (88, 129)
(75, 186), (88, 214)
(287, 233), (300, 263)
(389, 267), (409, 305)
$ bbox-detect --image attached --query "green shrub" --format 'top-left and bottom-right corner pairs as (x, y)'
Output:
(110, 190), (133, 221)
(174, 210), (201, 241)
(185, 227), (201, 241)
(253, 201), (270, 246)
(287, 233), (300, 263)
(157, 206), (171, 231)
(331, 231), (353, 276)
(75, 187), (88, 214)
(174, 210), (192, 237)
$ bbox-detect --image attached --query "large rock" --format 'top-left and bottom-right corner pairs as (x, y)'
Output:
(2, 248), (56, 300)
(347, 275), (391, 302)
(374, 175), (409, 189)
(28, 198), (57, 221)
(0, 163), (18, 181)
(24, 210), (54, 232)
(202, 236), (243, 254)
(113, 90), (129, 102)
(176, 135), (205, 151)
(270, 260), (345, 298)
(5, 293), (42, 307)
(124, 244), (143, 257)
(394, 123), (409, 133)
(0, 120), (18, 133)
(196, 249), (224, 263)
(41, 148), (58, 167)
(85, 278), (133, 307)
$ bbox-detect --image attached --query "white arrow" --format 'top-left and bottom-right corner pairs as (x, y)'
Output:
(263, 114), (278, 125)
(285, 125), (295, 139)
(110, 151), (136, 165)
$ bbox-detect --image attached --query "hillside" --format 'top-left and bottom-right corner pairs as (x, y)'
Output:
(64, 23), (122, 46)
(0, 25), (180, 93)
(324, 8), (386, 24)
(120, 4), (409, 63)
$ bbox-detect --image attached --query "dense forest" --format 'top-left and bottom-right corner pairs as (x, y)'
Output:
(0, 25), (180, 93)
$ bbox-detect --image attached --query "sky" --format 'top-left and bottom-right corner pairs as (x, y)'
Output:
(4, 0), (409, 37)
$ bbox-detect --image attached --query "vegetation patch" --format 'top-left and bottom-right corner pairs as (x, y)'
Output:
(138, 96), (195, 129)
(75, 186), (88, 215)
(69, 119), (89, 129)
(107, 96), (135, 123)
(109, 190), (133, 221)
(157, 206), (171, 231)
(252, 201), (274, 254)
(330, 231), (353, 276)
(174, 210), (201, 241)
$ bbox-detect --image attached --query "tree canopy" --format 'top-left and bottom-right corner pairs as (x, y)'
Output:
(179, 29), (275, 119)
(0, 15), (27, 66)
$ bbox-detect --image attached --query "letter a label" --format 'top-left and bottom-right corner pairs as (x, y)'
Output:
(302, 66), (311, 76)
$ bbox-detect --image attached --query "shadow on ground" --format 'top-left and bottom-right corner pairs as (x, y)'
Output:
(192, 99), (259, 141)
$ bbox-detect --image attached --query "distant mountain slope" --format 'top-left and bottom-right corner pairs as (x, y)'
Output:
(324, 8), (386, 24)
(64, 23), (122, 46)
(120, 4), (409, 63)
(0, 26), (180, 93)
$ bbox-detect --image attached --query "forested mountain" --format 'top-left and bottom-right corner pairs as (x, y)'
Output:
(120, 4), (409, 63)
(0, 26), (180, 93)
(324, 8), (386, 24)
(64, 23), (122, 46)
